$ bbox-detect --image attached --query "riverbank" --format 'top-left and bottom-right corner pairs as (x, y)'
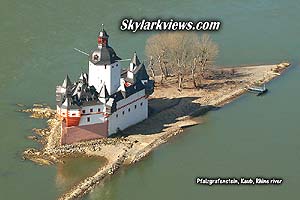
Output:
(21, 63), (290, 200)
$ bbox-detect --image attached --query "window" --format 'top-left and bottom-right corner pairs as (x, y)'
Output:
(87, 117), (90, 122)
(134, 105), (137, 109)
(116, 114), (118, 118)
(122, 111), (125, 115)
(93, 54), (99, 60)
(98, 108), (101, 112)
(90, 108), (93, 112)
(82, 110), (85, 114)
(128, 108), (131, 112)
(140, 102), (143, 106)
(72, 113), (76, 116)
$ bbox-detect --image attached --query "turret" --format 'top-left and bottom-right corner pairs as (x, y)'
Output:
(88, 26), (121, 95)
(97, 24), (109, 48)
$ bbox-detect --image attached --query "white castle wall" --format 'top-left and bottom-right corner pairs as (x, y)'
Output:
(81, 104), (105, 114)
(88, 61), (121, 95)
(116, 89), (145, 109)
(79, 104), (106, 126)
(79, 113), (105, 126)
(57, 107), (80, 117)
(108, 89), (148, 136)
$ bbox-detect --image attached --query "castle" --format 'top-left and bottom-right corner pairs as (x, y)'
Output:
(55, 28), (154, 144)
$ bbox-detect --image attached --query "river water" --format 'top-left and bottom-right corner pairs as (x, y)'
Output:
(0, 0), (300, 199)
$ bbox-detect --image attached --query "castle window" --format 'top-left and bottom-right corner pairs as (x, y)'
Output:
(98, 108), (101, 112)
(140, 102), (143, 106)
(82, 110), (85, 114)
(104, 65), (107, 69)
(87, 117), (90, 122)
(116, 114), (118, 118)
(72, 113), (76, 116)
(134, 105), (137, 109)
(128, 108), (131, 112)
(93, 54), (99, 60)
(122, 111), (125, 115)
(90, 108), (93, 112)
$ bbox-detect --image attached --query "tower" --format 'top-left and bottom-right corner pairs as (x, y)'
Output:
(88, 26), (121, 95)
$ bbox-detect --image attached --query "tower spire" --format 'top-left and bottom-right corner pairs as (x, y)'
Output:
(98, 24), (109, 47)
(131, 52), (141, 67)
(62, 74), (72, 88)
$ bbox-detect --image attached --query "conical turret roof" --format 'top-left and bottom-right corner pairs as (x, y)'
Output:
(131, 52), (141, 67)
(99, 83), (109, 99)
(62, 75), (72, 88)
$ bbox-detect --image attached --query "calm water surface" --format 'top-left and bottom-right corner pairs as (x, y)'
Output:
(0, 0), (299, 199)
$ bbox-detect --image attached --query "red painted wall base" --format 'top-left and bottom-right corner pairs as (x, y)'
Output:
(60, 121), (108, 145)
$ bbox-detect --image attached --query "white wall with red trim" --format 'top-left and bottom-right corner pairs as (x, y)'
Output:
(108, 92), (148, 135)
(79, 104), (106, 126)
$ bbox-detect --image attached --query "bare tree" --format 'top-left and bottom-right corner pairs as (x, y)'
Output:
(145, 33), (169, 84)
(147, 56), (156, 81)
(191, 34), (219, 88)
(145, 32), (218, 90)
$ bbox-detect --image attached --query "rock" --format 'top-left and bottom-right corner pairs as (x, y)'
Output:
(27, 135), (39, 141)
(281, 62), (290, 67)
(33, 103), (45, 107)
(277, 62), (290, 68)
(23, 148), (38, 155)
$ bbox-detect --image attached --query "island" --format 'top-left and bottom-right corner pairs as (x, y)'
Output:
(19, 27), (291, 200)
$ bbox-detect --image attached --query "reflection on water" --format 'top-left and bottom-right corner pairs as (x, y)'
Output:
(56, 156), (106, 193)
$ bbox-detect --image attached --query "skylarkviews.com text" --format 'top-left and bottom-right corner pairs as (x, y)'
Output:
(120, 19), (221, 32)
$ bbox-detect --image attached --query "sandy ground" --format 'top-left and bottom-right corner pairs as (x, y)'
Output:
(21, 63), (290, 200)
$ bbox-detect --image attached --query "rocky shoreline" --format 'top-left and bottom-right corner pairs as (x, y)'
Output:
(21, 62), (290, 200)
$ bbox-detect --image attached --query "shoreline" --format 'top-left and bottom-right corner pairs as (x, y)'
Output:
(21, 62), (291, 200)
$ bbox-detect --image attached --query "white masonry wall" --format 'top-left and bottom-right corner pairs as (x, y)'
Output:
(79, 104), (106, 126)
(88, 61), (121, 95)
(108, 89), (148, 136)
